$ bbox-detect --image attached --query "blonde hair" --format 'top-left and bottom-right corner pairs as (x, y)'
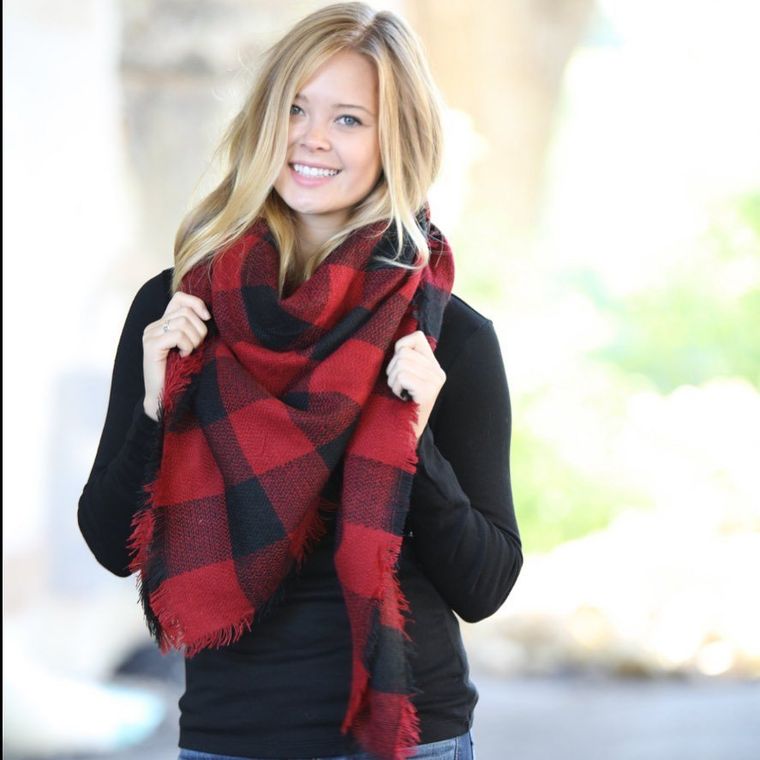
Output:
(171, 1), (444, 295)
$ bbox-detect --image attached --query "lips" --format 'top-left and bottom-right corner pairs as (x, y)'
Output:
(288, 162), (342, 186)
(290, 162), (341, 177)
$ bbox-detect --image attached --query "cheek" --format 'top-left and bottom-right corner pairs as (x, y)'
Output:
(356, 140), (382, 183)
(371, 152), (382, 181)
(273, 164), (289, 196)
(279, 132), (297, 169)
(276, 138), (300, 188)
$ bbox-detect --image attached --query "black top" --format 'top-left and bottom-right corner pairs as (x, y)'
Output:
(77, 267), (523, 759)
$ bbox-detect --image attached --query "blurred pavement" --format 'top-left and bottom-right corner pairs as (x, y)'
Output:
(12, 664), (759, 760)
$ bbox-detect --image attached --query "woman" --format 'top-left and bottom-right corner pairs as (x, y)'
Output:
(78, 4), (523, 760)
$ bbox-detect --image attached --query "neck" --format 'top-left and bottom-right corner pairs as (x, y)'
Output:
(294, 212), (348, 264)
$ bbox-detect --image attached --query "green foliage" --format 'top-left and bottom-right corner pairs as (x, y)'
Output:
(512, 193), (760, 551)
(463, 193), (759, 554)
(510, 424), (636, 553)
(584, 193), (760, 392)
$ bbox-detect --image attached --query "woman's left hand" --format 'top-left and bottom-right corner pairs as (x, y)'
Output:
(386, 330), (446, 442)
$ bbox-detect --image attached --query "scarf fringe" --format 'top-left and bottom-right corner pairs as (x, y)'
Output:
(341, 646), (421, 759)
(127, 391), (168, 640)
(343, 687), (421, 760)
(127, 344), (204, 575)
(341, 593), (421, 760)
(392, 697), (422, 760)
(251, 494), (339, 626)
(180, 616), (254, 658)
(250, 498), (337, 627)
(127, 503), (154, 573)
(341, 592), (423, 760)
(341, 397), (422, 758)
(126, 347), (207, 646)
(291, 497), (336, 570)
(162, 344), (207, 419)
(145, 576), (255, 656)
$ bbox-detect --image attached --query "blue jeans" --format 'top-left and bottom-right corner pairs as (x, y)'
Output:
(178, 730), (475, 760)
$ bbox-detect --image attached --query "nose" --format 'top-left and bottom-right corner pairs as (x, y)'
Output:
(298, 118), (330, 151)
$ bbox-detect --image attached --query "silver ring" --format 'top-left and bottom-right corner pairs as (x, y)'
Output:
(162, 319), (171, 333)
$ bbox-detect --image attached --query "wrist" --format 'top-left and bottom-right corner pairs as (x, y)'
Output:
(143, 397), (160, 422)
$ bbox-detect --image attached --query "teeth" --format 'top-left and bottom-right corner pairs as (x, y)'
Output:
(293, 163), (340, 177)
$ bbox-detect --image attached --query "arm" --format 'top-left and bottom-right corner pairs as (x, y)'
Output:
(408, 320), (523, 623)
(77, 271), (171, 577)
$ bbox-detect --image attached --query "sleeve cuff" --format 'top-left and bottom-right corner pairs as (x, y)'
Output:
(123, 400), (161, 463)
(129, 399), (159, 438)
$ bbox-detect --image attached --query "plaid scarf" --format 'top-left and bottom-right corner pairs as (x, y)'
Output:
(128, 212), (454, 760)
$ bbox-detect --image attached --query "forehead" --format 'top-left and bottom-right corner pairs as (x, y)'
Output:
(298, 50), (378, 106)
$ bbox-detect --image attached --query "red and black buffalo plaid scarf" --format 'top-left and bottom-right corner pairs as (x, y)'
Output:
(128, 209), (454, 760)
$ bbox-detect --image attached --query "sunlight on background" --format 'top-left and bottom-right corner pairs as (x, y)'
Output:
(3, 1), (759, 758)
(460, 0), (760, 686)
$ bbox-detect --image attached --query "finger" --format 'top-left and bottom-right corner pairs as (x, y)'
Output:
(150, 330), (196, 359)
(394, 330), (434, 360)
(154, 307), (208, 342)
(162, 317), (207, 350)
(169, 291), (212, 321)
(388, 359), (425, 385)
(386, 345), (433, 378)
(392, 376), (418, 403)
(388, 366), (426, 400)
(145, 318), (207, 363)
(389, 356), (445, 397)
(170, 291), (211, 320)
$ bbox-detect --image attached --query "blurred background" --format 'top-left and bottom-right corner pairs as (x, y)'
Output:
(4, 1), (759, 758)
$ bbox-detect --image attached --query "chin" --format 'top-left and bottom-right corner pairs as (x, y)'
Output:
(288, 201), (338, 216)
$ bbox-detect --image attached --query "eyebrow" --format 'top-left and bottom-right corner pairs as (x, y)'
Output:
(334, 103), (373, 114)
(294, 94), (374, 115)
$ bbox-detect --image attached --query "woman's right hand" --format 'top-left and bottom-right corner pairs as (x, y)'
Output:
(142, 292), (212, 421)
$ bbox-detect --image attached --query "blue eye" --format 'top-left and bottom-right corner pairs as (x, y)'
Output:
(290, 104), (303, 116)
(337, 114), (361, 127)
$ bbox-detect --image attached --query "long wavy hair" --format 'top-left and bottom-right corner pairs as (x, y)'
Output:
(171, 2), (445, 296)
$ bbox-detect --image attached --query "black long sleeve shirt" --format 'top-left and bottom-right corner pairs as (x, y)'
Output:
(77, 267), (522, 758)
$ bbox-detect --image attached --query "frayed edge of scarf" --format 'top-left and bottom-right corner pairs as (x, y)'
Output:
(292, 497), (336, 570)
(181, 616), (254, 658)
(339, 367), (423, 755)
(338, 294), (427, 757)
(246, 565), (296, 628)
(381, 541), (413, 639)
(126, 346), (208, 649)
(344, 690), (421, 760)
(144, 578), (255, 657)
(340, 539), (421, 759)
(127, 346), (204, 570)
(389, 696), (422, 760)
(251, 497), (338, 626)
(341, 634), (421, 760)
(162, 343), (207, 419)
(399, 367), (423, 478)
(386, 393), (425, 759)
(126, 392), (168, 642)
(127, 503), (154, 574)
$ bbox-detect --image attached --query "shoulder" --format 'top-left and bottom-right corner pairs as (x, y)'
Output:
(119, 268), (173, 342)
(442, 293), (492, 333)
(436, 293), (496, 371)
(128, 267), (173, 320)
(134, 267), (173, 307)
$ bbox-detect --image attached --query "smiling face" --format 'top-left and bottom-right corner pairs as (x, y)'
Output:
(273, 50), (382, 250)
